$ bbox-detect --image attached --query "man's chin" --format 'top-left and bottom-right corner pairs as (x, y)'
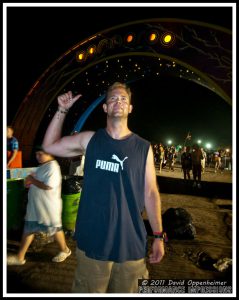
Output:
(108, 114), (122, 119)
(111, 111), (123, 117)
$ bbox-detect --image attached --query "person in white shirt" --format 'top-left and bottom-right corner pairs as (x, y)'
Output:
(7, 147), (71, 265)
(201, 147), (207, 173)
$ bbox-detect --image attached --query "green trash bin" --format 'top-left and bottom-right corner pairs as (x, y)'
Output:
(62, 192), (81, 231)
(7, 178), (26, 231)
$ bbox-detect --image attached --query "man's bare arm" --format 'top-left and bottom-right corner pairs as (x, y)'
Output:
(42, 91), (95, 157)
(43, 131), (95, 157)
(144, 146), (165, 264)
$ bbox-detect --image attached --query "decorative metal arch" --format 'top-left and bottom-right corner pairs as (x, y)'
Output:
(12, 18), (232, 163)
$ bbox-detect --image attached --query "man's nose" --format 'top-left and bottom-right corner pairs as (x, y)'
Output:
(116, 97), (123, 103)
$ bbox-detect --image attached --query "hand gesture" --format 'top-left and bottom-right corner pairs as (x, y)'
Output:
(58, 91), (82, 110)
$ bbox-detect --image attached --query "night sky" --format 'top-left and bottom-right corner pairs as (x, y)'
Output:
(6, 4), (233, 149)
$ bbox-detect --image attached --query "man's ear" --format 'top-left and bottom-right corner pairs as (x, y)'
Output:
(129, 104), (133, 114)
(103, 103), (107, 113)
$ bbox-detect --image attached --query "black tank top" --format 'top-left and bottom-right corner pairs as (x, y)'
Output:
(74, 128), (150, 262)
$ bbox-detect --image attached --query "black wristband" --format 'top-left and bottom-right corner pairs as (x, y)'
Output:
(153, 232), (168, 242)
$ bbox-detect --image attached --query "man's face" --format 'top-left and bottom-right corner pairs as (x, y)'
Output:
(103, 87), (132, 118)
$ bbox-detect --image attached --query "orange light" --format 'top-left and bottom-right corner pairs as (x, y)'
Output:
(149, 33), (157, 41)
(127, 34), (134, 43)
(89, 47), (94, 54)
(87, 45), (96, 56)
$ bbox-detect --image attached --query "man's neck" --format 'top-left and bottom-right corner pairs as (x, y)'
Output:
(106, 119), (131, 140)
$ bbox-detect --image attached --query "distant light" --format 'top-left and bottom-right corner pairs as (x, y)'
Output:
(78, 53), (84, 60)
(149, 32), (157, 41)
(205, 143), (212, 149)
(77, 51), (86, 62)
(161, 32), (175, 47)
(197, 140), (202, 144)
(164, 34), (172, 43)
(126, 34), (134, 43)
(168, 140), (172, 145)
(88, 47), (95, 54)
(226, 149), (230, 152)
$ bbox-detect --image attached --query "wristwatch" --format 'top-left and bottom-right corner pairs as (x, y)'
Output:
(153, 231), (168, 242)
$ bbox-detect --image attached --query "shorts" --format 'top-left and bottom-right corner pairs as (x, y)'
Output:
(72, 248), (149, 293)
(23, 221), (62, 236)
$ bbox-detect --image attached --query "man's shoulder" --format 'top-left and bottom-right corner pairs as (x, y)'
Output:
(73, 130), (96, 142)
(133, 132), (150, 145)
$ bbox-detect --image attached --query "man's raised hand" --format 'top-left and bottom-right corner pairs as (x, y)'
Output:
(58, 91), (82, 110)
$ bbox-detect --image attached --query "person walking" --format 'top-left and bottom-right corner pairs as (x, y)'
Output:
(42, 82), (165, 293)
(181, 146), (192, 180)
(7, 125), (22, 168)
(167, 148), (175, 171)
(201, 147), (207, 173)
(7, 147), (71, 265)
(191, 144), (203, 188)
(158, 144), (165, 173)
(214, 149), (222, 173)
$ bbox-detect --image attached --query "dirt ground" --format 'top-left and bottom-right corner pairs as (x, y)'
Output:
(5, 167), (233, 296)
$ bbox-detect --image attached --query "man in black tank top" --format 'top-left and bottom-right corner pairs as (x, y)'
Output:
(43, 82), (165, 293)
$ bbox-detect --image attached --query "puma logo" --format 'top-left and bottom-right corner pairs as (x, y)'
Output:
(112, 154), (128, 170)
(95, 154), (128, 173)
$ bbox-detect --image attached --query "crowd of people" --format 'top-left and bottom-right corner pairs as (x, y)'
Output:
(153, 143), (232, 187)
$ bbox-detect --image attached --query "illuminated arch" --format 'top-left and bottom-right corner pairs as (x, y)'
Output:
(11, 18), (232, 163)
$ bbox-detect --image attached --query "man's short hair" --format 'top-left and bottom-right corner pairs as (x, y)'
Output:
(106, 82), (132, 103)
